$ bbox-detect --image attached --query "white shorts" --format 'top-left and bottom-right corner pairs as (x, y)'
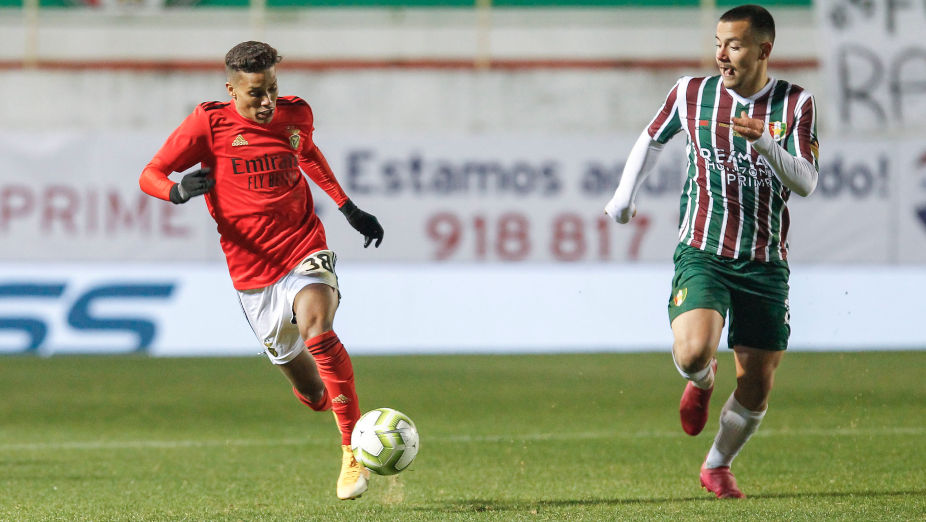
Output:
(237, 249), (339, 365)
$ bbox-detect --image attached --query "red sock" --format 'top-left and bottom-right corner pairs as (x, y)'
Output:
(305, 330), (360, 445)
(292, 386), (331, 412)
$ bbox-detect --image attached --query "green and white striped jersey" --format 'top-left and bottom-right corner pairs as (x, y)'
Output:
(647, 75), (819, 261)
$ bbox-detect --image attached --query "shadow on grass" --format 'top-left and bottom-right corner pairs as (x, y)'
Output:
(416, 489), (926, 513)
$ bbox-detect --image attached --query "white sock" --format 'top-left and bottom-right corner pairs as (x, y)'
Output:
(704, 393), (766, 469)
(673, 355), (715, 390)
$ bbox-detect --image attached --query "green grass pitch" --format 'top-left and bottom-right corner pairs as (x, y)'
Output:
(1, 351), (924, 520)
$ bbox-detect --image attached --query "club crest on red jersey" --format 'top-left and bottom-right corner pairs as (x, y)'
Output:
(287, 127), (301, 150)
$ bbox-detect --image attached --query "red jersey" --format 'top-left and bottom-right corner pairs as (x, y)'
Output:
(140, 96), (348, 290)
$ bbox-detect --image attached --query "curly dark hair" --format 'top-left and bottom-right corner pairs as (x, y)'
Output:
(719, 4), (775, 43)
(225, 41), (282, 75)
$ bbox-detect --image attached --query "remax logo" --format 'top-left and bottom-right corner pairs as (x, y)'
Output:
(0, 282), (175, 353)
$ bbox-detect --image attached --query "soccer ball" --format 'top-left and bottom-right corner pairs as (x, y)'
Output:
(350, 407), (419, 475)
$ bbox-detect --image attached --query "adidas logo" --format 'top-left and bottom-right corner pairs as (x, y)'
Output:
(232, 135), (249, 147)
(332, 394), (351, 404)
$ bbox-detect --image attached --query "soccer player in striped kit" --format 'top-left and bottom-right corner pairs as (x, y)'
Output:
(605, 5), (818, 498)
(140, 41), (383, 500)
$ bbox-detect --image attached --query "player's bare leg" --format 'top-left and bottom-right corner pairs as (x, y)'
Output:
(291, 283), (368, 500)
(279, 283), (336, 409)
(671, 309), (724, 435)
(281, 350), (330, 410)
(731, 345), (782, 412)
(700, 345), (783, 498)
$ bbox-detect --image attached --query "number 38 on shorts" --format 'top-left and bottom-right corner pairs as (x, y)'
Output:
(294, 250), (339, 289)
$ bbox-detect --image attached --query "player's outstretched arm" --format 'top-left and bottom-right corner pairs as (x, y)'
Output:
(299, 146), (383, 247)
(300, 146), (349, 205)
(139, 164), (176, 202)
(604, 131), (665, 223)
(140, 163), (213, 204)
(168, 168), (214, 204)
(339, 200), (384, 248)
(140, 107), (213, 203)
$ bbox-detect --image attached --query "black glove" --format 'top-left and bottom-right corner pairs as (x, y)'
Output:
(339, 199), (384, 248)
(169, 167), (214, 204)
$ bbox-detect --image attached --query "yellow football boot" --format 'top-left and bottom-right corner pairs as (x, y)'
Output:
(337, 444), (370, 500)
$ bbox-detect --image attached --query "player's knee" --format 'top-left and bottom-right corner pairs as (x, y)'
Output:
(737, 372), (774, 399)
(297, 314), (333, 341)
(676, 356), (713, 375)
(673, 338), (714, 373)
(293, 284), (338, 341)
(733, 384), (771, 411)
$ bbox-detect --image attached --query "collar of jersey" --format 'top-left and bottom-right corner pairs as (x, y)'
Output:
(724, 76), (776, 106)
(226, 102), (275, 128)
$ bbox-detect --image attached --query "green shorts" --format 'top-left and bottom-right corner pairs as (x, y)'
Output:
(667, 243), (791, 351)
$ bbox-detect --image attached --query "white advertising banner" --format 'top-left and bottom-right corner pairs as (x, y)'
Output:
(815, 0), (926, 133)
(2, 132), (926, 263)
(786, 138), (926, 263)
(1, 262), (924, 356)
(0, 133), (221, 262)
(317, 135), (689, 263)
(897, 143), (926, 260)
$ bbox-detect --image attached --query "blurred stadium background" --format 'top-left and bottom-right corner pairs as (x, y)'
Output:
(1, 0), (924, 356)
(2, 1), (926, 519)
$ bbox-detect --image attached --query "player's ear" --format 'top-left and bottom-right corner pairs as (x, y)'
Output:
(226, 82), (236, 99)
(759, 41), (772, 60)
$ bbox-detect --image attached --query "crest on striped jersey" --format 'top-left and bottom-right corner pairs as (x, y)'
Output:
(768, 121), (787, 141)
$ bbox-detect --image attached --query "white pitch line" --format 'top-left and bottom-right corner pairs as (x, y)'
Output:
(0, 438), (319, 452)
(441, 426), (926, 442)
(0, 426), (922, 453)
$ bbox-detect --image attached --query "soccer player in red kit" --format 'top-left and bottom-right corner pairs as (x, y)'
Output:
(139, 41), (383, 500)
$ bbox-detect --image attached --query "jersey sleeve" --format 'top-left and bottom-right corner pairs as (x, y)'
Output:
(786, 92), (819, 170)
(752, 89), (819, 197)
(646, 78), (685, 144)
(139, 106), (212, 201)
(604, 130), (666, 223)
(293, 101), (349, 207)
(301, 146), (349, 207)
